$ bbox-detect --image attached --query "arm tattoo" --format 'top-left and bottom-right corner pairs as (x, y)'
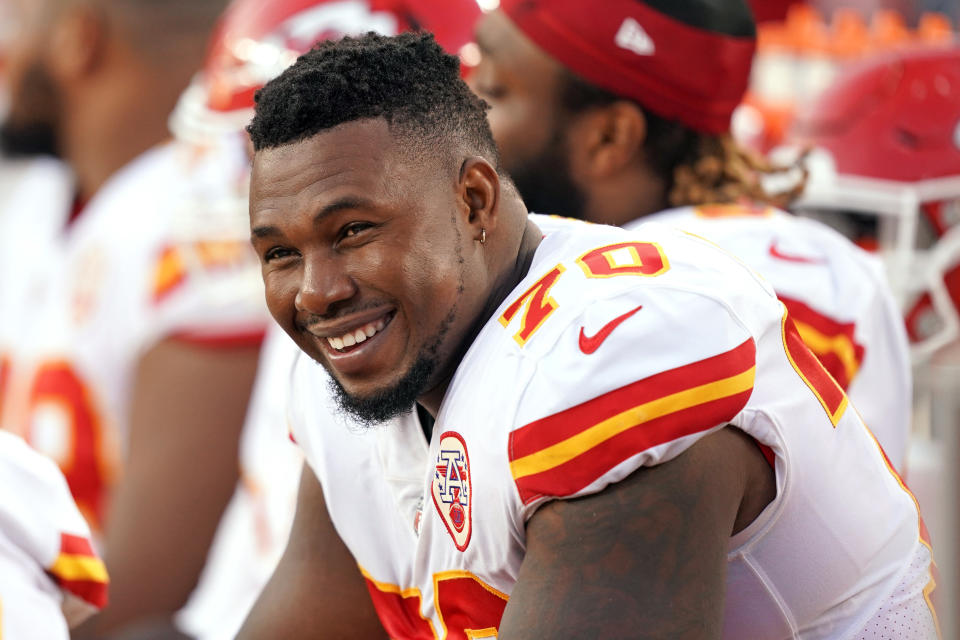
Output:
(499, 427), (747, 639)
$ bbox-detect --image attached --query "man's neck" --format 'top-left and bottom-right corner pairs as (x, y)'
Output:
(418, 218), (543, 417)
(584, 167), (669, 227)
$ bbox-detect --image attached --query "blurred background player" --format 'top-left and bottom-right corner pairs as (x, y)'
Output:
(468, 0), (913, 471)
(165, 1), (480, 637)
(0, 0), (274, 635)
(785, 44), (960, 636)
(0, 430), (108, 639)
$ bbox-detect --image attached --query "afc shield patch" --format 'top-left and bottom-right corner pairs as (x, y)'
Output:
(431, 431), (472, 551)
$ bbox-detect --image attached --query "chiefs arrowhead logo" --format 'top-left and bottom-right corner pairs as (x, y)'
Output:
(432, 431), (472, 552)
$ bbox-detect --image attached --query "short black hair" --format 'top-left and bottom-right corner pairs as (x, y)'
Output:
(247, 31), (498, 168)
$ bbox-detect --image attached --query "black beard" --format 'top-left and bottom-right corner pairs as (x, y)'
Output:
(327, 353), (436, 428)
(506, 127), (587, 220)
(326, 305), (455, 428)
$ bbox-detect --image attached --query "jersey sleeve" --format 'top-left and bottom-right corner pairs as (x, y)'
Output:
(0, 432), (108, 627)
(140, 234), (270, 348)
(508, 286), (757, 512)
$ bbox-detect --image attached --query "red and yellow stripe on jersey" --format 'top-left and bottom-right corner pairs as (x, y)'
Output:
(47, 533), (109, 609)
(509, 339), (756, 505)
(694, 203), (775, 219)
(151, 240), (254, 303)
(779, 296), (865, 390)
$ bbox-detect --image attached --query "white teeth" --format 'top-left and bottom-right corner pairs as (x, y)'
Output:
(325, 316), (390, 351)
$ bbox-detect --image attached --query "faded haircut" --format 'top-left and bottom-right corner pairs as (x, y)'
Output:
(247, 31), (499, 171)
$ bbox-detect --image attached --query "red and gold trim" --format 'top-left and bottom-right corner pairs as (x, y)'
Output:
(360, 567), (437, 639)
(151, 240), (255, 303)
(499, 265), (565, 347)
(433, 571), (509, 640)
(779, 296), (864, 390)
(780, 311), (848, 427)
(47, 533), (108, 609)
(152, 246), (188, 302)
(694, 203), (774, 218)
(509, 339), (756, 504)
(576, 241), (670, 279)
(863, 430), (942, 638)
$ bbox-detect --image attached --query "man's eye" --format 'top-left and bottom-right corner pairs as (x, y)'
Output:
(264, 247), (296, 262)
(341, 222), (373, 239)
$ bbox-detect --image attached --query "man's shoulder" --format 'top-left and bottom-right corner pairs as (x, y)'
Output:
(493, 218), (775, 356)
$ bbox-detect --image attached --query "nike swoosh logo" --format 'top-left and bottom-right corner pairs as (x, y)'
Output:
(768, 241), (823, 264)
(578, 305), (644, 355)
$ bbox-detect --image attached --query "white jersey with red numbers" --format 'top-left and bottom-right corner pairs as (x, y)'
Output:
(628, 204), (912, 473)
(0, 430), (108, 638)
(0, 139), (269, 534)
(177, 324), (304, 640)
(289, 216), (937, 639)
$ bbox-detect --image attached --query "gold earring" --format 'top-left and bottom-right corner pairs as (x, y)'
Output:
(480, 228), (486, 245)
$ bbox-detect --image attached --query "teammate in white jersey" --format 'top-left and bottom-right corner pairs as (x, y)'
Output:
(467, 0), (912, 471)
(239, 32), (937, 638)
(0, 0), (269, 634)
(0, 431), (108, 639)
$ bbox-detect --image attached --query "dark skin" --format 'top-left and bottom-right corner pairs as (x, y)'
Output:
(240, 118), (775, 638)
(469, 10), (669, 225)
(249, 118), (540, 417)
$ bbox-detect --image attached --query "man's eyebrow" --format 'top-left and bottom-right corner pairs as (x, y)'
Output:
(314, 196), (372, 224)
(251, 196), (376, 240)
(251, 224), (280, 239)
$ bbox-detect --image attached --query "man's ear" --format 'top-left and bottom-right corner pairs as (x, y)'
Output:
(458, 157), (500, 242)
(570, 100), (648, 179)
(47, 5), (106, 81)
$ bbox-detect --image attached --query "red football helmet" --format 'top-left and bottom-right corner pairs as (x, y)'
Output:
(787, 45), (960, 359)
(170, 0), (481, 145)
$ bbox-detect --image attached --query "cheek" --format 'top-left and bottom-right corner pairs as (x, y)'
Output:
(262, 270), (300, 325)
(396, 240), (465, 324)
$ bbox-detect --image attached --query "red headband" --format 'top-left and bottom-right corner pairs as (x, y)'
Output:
(500, 0), (756, 135)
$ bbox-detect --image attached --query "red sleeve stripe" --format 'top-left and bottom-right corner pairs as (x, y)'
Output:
(781, 314), (848, 426)
(778, 296), (864, 389)
(59, 533), (96, 556)
(48, 534), (109, 608)
(512, 389), (754, 504)
(52, 577), (109, 609)
(509, 338), (756, 462)
(509, 339), (756, 503)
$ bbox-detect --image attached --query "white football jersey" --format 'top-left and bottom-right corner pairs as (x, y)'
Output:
(0, 140), (270, 532)
(0, 431), (108, 638)
(289, 217), (936, 639)
(176, 324), (304, 640)
(631, 204), (912, 472)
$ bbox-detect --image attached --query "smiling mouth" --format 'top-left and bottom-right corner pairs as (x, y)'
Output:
(324, 311), (395, 353)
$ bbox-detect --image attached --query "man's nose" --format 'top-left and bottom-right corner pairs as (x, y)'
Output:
(294, 255), (358, 317)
